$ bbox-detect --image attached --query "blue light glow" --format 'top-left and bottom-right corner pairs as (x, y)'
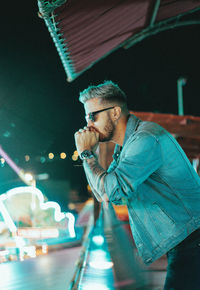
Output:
(92, 235), (104, 246)
(89, 249), (113, 270)
(0, 199), (17, 233)
(82, 283), (110, 290)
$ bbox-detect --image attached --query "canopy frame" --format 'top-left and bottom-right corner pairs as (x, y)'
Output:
(37, 1), (200, 81)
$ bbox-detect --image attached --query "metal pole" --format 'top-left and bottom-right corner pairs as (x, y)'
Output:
(177, 77), (187, 116)
(149, 0), (160, 27)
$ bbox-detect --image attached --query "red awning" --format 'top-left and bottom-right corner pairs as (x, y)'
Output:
(133, 111), (200, 160)
(38, 0), (200, 81)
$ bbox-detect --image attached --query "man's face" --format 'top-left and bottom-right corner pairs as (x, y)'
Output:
(84, 98), (115, 142)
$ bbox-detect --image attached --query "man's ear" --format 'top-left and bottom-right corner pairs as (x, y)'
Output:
(113, 106), (121, 121)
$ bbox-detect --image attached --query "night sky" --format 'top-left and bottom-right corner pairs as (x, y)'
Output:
(0, 1), (199, 202)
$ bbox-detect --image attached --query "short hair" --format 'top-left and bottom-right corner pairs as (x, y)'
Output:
(79, 80), (127, 106)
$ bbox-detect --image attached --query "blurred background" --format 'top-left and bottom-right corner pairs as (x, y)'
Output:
(0, 1), (199, 288)
(0, 1), (199, 208)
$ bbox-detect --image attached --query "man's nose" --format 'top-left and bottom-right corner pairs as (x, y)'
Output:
(87, 119), (94, 127)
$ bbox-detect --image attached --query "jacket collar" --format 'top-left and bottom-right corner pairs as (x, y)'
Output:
(113, 114), (140, 156)
(123, 114), (140, 146)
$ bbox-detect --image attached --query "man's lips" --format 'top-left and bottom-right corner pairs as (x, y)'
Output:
(88, 126), (100, 134)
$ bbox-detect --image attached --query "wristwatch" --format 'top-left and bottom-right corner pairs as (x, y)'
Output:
(79, 150), (95, 160)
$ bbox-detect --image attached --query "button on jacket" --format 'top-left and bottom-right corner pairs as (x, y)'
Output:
(83, 114), (200, 265)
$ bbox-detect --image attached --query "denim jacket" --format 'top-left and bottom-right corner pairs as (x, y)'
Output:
(83, 114), (200, 264)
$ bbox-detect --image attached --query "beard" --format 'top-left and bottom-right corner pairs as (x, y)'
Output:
(98, 118), (115, 142)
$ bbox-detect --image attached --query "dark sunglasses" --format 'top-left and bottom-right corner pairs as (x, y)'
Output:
(85, 106), (114, 123)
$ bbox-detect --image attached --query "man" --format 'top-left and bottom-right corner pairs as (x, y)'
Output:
(74, 80), (200, 289)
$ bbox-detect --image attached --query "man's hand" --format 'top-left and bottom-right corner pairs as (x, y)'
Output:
(74, 127), (99, 155)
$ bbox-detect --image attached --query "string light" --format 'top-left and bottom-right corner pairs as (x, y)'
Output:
(25, 155), (30, 162)
(0, 158), (5, 164)
(60, 152), (66, 159)
(72, 150), (79, 161)
(48, 153), (54, 159)
(0, 158), (5, 167)
(72, 155), (78, 161)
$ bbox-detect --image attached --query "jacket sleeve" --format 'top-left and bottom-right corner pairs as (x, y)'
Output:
(83, 132), (162, 204)
(104, 133), (162, 202)
(83, 157), (108, 202)
(84, 167), (104, 202)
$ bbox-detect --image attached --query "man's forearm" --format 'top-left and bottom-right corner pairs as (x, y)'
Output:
(83, 156), (109, 202)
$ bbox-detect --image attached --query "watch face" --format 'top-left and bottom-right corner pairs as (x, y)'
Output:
(82, 151), (90, 158)
(80, 150), (93, 160)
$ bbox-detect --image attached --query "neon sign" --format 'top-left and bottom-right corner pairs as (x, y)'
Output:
(0, 186), (76, 238)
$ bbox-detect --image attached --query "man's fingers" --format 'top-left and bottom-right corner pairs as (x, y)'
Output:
(74, 131), (80, 137)
(89, 127), (96, 132)
(76, 127), (90, 133)
(74, 128), (99, 141)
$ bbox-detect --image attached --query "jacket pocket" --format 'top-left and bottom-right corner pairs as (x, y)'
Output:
(152, 203), (175, 237)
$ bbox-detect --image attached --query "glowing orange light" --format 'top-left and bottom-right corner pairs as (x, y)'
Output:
(87, 184), (92, 192)
(72, 155), (78, 161)
(74, 150), (79, 157)
(48, 153), (54, 159)
(25, 155), (30, 162)
(60, 152), (66, 159)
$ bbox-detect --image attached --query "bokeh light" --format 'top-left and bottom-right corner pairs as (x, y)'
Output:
(60, 152), (66, 159)
(72, 155), (78, 161)
(0, 158), (5, 164)
(48, 153), (54, 159)
(24, 173), (34, 182)
(25, 155), (30, 162)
